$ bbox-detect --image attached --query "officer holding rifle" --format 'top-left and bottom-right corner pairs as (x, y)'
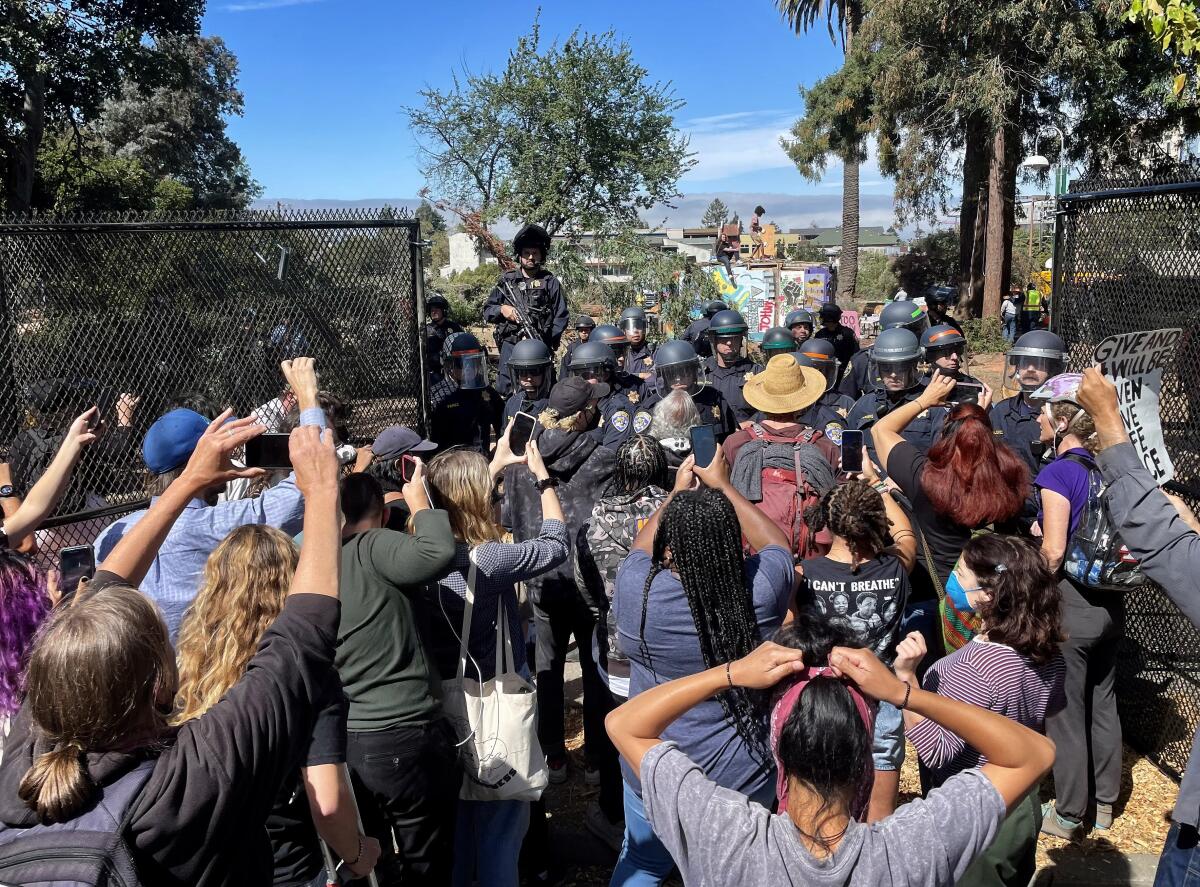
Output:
(483, 223), (570, 396)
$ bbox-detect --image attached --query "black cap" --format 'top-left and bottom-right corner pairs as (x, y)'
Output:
(548, 376), (609, 414)
(575, 314), (596, 330)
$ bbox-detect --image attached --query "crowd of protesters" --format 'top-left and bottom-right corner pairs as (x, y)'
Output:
(0, 222), (1196, 887)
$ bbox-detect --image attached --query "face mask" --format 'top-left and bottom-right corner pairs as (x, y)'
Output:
(945, 573), (982, 612)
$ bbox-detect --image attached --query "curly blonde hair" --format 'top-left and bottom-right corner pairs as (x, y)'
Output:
(1048, 402), (1100, 454)
(173, 525), (298, 723)
(426, 449), (503, 545)
(538, 406), (590, 432)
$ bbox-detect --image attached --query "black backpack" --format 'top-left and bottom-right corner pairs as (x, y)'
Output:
(1059, 452), (1146, 592)
(0, 760), (154, 886)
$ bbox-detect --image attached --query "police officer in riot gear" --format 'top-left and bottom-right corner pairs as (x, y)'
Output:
(620, 306), (655, 379)
(839, 300), (929, 401)
(785, 307), (815, 346)
(483, 223), (570, 396)
(847, 327), (947, 460)
(704, 309), (762, 425)
(430, 332), (502, 454)
(920, 324), (984, 386)
(560, 314), (596, 377)
(682, 299), (726, 359)
(633, 339), (737, 438)
(926, 290), (963, 334)
(793, 338), (856, 441)
(760, 327), (797, 363)
(588, 324), (646, 397)
(503, 339), (554, 427)
(990, 329), (1069, 477)
(567, 340), (636, 449)
(424, 293), (463, 379)
(814, 303), (859, 386)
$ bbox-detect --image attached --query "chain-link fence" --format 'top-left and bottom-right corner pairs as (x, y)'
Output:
(1052, 161), (1200, 778)
(0, 209), (425, 569)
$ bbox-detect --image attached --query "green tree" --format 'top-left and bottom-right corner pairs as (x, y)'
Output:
(406, 21), (693, 235)
(784, 239), (826, 262)
(778, 0), (867, 300)
(854, 252), (898, 302)
(415, 200), (447, 235)
(890, 229), (958, 294)
(0, 0), (203, 212)
(701, 198), (729, 227)
(1127, 0), (1200, 94)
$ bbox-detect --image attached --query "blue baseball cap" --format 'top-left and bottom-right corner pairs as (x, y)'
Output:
(371, 425), (437, 461)
(142, 409), (210, 475)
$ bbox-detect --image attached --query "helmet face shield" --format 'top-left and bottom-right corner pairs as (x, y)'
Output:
(808, 358), (838, 388)
(571, 363), (610, 383)
(452, 352), (487, 390)
(710, 333), (744, 359)
(514, 362), (550, 396)
(656, 360), (703, 396)
(926, 344), (965, 374)
(871, 357), (919, 392)
(621, 316), (646, 335)
(1007, 354), (1065, 392)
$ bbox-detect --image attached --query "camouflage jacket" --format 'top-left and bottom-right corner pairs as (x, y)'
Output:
(574, 486), (669, 669)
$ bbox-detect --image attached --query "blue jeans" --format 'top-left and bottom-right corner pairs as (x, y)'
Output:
(610, 778), (775, 886)
(1156, 822), (1200, 886)
(453, 799), (530, 887)
(1003, 316), (1017, 342)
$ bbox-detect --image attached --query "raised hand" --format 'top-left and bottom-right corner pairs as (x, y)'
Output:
(673, 453), (697, 494)
(288, 424), (339, 501)
(179, 410), (267, 492)
(918, 371), (956, 409)
(402, 457), (431, 511)
(281, 357), (320, 410)
(829, 645), (910, 706)
(728, 641), (806, 689)
(526, 437), (550, 482)
(63, 407), (106, 455)
(692, 439), (731, 491)
(891, 631), (927, 685)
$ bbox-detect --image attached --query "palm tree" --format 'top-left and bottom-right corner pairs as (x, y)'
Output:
(778, 0), (863, 300)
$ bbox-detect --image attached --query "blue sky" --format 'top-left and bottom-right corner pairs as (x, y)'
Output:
(201, 0), (892, 203)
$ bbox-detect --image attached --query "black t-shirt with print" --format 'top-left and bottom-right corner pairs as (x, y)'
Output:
(798, 553), (911, 662)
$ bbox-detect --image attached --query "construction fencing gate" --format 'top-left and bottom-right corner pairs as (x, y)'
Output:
(1053, 161), (1200, 779)
(0, 209), (426, 569)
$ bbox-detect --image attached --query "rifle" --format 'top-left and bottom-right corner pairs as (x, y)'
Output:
(500, 278), (541, 343)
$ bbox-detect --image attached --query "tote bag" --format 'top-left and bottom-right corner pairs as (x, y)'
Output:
(441, 559), (548, 803)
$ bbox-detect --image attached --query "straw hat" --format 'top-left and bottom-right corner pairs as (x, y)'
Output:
(743, 354), (827, 415)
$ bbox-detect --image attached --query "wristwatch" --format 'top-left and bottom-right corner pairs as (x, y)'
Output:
(0, 485), (15, 498)
(535, 476), (558, 492)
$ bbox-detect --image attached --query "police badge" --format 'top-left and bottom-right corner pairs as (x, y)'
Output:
(611, 411), (630, 433)
(634, 411), (652, 433)
(626, 390), (640, 404)
(825, 423), (844, 445)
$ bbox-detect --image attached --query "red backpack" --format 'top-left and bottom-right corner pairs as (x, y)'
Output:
(733, 423), (838, 560)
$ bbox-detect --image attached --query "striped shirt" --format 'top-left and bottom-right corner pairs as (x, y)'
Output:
(907, 636), (1066, 786)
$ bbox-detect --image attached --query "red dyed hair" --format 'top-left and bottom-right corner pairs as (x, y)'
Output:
(919, 404), (1029, 528)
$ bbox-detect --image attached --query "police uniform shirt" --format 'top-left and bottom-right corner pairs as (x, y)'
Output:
(588, 388), (636, 450)
(814, 324), (860, 383)
(560, 340), (581, 377)
(615, 371), (648, 400)
(430, 376), (458, 412)
(425, 320), (464, 373)
(794, 391), (856, 447)
(682, 318), (713, 358)
(503, 391), (548, 428)
(848, 387), (947, 463)
(703, 356), (763, 425)
(633, 385), (737, 440)
(430, 387), (501, 455)
(838, 348), (874, 401)
(990, 394), (1042, 478)
(482, 269), (570, 347)
(624, 342), (655, 379)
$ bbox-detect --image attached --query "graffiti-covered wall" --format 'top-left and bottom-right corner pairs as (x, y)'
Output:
(710, 266), (778, 341)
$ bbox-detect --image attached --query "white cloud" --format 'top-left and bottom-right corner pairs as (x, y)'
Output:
(224, 0), (323, 11)
(680, 110), (798, 182)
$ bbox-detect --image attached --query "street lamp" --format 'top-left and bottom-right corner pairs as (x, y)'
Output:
(1021, 125), (1067, 195)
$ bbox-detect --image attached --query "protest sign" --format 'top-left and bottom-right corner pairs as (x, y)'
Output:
(1093, 328), (1183, 483)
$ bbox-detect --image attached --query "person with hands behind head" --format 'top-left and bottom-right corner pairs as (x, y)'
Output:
(605, 630), (1055, 887)
(0, 419), (350, 887)
(892, 532), (1065, 887)
(1069, 367), (1200, 882)
(95, 357), (330, 642)
(610, 444), (792, 885)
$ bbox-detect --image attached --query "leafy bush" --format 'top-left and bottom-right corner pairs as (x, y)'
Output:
(962, 316), (1010, 355)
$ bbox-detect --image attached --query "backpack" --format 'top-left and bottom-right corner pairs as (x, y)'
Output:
(0, 759), (154, 886)
(1058, 452), (1146, 592)
(733, 424), (836, 561)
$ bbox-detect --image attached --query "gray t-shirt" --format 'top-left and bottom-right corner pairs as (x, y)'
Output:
(641, 742), (1006, 887)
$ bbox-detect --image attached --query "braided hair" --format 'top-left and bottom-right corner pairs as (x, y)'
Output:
(609, 435), (668, 500)
(638, 487), (771, 764)
(806, 480), (890, 569)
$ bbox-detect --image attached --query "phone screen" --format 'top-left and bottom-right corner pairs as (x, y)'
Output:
(401, 454), (416, 483)
(244, 433), (292, 470)
(950, 382), (984, 405)
(510, 412), (536, 457)
(840, 429), (864, 473)
(689, 424), (718, 469)
(59, 545), (95, 600)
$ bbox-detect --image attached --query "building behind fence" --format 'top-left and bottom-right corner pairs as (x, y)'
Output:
(0, 209), (426, 566)
(1053, 160), (1200, 779)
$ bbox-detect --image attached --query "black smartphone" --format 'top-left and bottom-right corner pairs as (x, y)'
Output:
(949, 382), (984, 405)
(689, 424), (718, 469)
(59, 544), (95, 600)
(510, 411), (537, 457)
(244, 433), (292, 470)
(840, 429), (864, 474)
(401, 454), (417, 483)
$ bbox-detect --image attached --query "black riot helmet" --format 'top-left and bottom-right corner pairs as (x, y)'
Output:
(592, 324), (629, 359)
(574, 314), (597, 331)
(784, 308), (814, 330)
(620, 306), (647, 335)
(426, 293), (450, 314)
(794, 337), (840, 387)
(1007, 330), (1068, 392)
(819, 303), (843, 323)
(704, 300), (726, 318)
(761, 327), (796, 360)
(509, 339), (553, 398)
(512, 224), (552, 262)
(879, 300), (928, 337)
(568, 340), (617, 382)
(654, 339), (704, 395)
(442, 331), (487, 390)
(868, 328), (922, 394)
